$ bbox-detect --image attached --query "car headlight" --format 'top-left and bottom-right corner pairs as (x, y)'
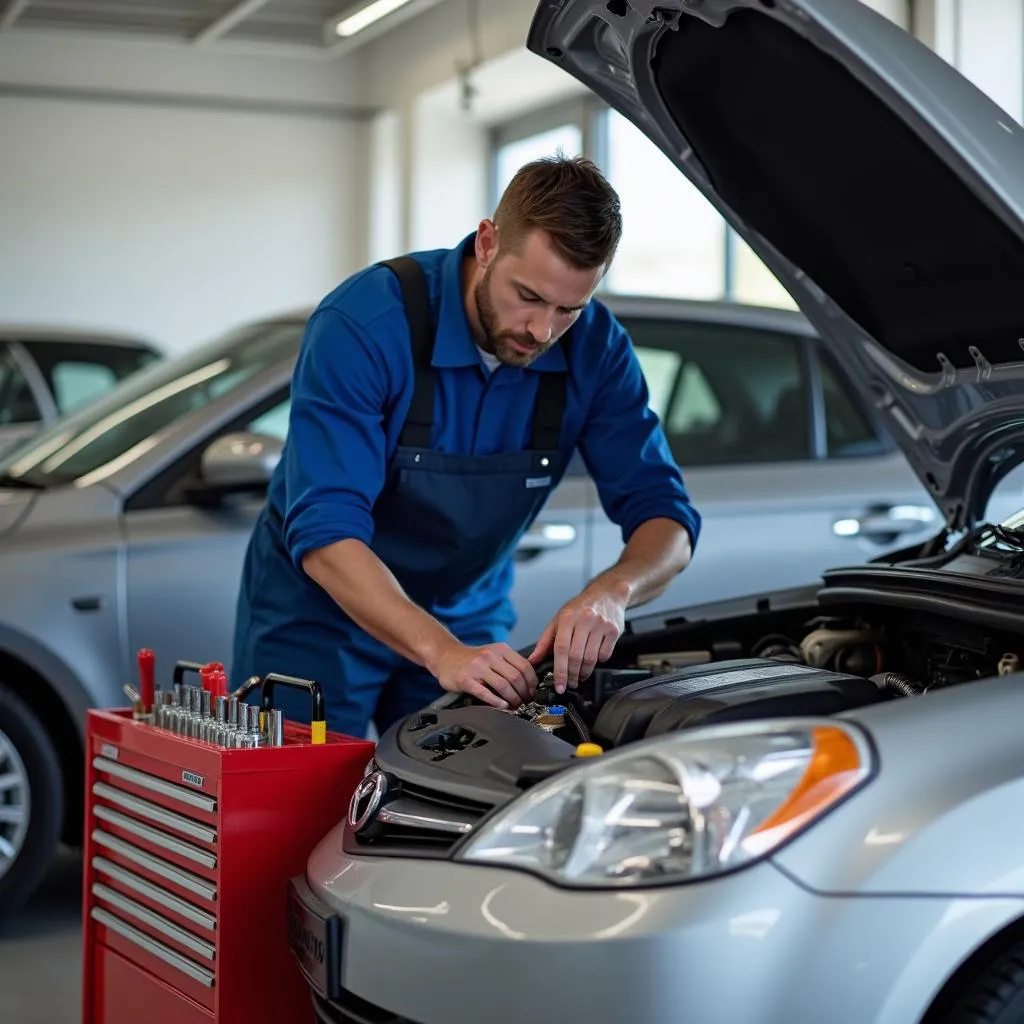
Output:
(456, 719), (872, 887)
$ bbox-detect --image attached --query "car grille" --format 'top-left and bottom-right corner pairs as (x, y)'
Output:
(311, 988), (423, 1024)
(350, 780), (492, 854)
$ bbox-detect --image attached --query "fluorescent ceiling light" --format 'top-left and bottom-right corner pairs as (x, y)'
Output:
(333, 0), (412, 37)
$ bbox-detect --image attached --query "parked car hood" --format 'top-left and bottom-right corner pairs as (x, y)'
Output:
(527, 0), (1024, 532)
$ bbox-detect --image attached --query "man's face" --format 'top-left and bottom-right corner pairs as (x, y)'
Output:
(474, 226), (603, 368)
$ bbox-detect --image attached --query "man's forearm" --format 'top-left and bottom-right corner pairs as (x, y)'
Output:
(302, 539), (457, 674)
(588, 517), (693, 609)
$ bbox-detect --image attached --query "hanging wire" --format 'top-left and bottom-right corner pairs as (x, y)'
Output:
(457, 0), (485, 111)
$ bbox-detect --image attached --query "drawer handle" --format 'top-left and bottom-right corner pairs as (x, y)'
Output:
(93, 883), (216, 961)
(91, 907), (215, 988)
(93, 782), (217, 844)
(92, 857), (216, 932)
(92, 830), (216, 901)
(94, 807), (217, 870)
(93, 757), (216, 813)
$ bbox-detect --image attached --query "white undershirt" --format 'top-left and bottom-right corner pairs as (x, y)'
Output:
(477, 347), (502, 374)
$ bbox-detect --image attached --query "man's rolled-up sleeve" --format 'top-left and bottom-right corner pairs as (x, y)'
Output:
(577, 325), (702, 551)
(281, 308), (393, 571)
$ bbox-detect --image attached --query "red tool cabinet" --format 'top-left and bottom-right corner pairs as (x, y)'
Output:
(80, 707), (374, 1024)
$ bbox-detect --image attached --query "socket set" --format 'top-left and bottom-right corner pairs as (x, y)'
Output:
(154, 687), (282, 748)
(82, 649), (374, 1024)
(125, 651), (324, 750)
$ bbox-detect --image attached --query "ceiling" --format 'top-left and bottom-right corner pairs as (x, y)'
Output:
(0, 0), (418, 56)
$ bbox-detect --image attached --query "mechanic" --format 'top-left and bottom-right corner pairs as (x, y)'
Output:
(230, 155), (702, 738)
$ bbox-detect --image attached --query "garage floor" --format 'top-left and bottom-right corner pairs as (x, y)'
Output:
(0, 849), (81, 1024)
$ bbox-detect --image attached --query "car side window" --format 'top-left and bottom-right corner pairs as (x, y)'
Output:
(818, 353), (886, 457)
(20, 340), (159, 416)
(621, 317), (812, 466)
(247, 399), (290, 440)
(0, 347), (41, 426)
(51, 362), (118, 415)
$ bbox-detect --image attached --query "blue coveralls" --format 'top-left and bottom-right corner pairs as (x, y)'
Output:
(230, 234), (702, 737)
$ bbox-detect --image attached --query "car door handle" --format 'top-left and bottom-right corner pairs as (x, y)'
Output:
(516, 522), (577, 556)
(833, 504), (936, 543)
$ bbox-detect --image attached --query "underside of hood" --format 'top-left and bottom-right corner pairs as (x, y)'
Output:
(527, 0), (1024, 531)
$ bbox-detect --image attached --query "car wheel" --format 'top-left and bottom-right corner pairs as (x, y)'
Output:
(0, 684), (63, 922)
(945, 943), (1024, 1024)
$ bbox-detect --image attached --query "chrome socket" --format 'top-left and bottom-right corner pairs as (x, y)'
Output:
(212, 695), (229, 746)
(200, 690), (213, 742)
(267, 708), (284, 747)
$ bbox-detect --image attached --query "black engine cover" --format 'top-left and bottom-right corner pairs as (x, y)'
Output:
(592, 658), (886, 747)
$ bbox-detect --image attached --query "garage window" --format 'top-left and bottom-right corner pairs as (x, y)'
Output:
(494, 124), (583, 197)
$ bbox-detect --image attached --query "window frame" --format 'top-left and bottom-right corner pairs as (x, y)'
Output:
(19, 339), (159, 419)
(0, 340), (58, 425)
(488, 97), (606, 210)
(810, 342), (894, 460)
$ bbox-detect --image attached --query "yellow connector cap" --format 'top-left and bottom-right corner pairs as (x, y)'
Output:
(575, 742), (603, 757)
(311, 720), (327, 745)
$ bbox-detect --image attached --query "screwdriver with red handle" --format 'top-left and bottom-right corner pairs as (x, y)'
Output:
(130, 648), (156, 722)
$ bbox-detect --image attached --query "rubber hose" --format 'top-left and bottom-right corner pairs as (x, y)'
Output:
(564, 704), (591, 744)
(871, 671), (926, 697)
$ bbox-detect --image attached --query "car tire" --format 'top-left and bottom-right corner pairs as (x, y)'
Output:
(0, 684), (63, 923)
(945, 943), (1024, 1024)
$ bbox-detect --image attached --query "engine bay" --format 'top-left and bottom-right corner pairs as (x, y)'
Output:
(373, 577), (1024, 807)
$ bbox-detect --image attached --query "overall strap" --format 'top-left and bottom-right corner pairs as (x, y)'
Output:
(379, 256), (436, 449)
(530, 328), (572, 451)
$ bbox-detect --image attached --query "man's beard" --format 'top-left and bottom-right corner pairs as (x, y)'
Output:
(474, 266), (555, 368)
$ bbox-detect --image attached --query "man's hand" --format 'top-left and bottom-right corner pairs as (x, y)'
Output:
(528, 583), (629, 694)
(433, 641), (538, 709)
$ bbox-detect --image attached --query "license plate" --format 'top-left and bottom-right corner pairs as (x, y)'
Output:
(287, 876), (342, 1000)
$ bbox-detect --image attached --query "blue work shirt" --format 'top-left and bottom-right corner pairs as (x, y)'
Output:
(267, 232), (702, 628)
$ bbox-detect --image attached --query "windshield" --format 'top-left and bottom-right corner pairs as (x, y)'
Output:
(0, 318), (303, 487)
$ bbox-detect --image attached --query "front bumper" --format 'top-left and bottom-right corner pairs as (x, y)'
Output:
(289, 821), (1013, 1024)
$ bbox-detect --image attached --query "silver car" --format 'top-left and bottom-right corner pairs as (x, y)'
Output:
(0, 292), (950, 919)
(0, 326), (160, 456)
(286, 3), (1024, 1023)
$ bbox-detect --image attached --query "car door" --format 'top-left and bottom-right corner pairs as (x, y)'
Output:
(585, 313), (939, 620)
(122, 394), (289, 677)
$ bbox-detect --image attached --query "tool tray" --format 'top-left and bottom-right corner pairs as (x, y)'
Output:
(81, 692), (373, 1024)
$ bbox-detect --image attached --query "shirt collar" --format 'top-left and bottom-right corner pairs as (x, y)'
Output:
(432, 232), (568, 375)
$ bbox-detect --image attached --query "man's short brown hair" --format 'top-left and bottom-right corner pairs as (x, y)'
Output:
(493, 155), (622, 271)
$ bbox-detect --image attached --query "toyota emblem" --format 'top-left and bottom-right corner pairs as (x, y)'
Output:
(348, 771), (388, 832)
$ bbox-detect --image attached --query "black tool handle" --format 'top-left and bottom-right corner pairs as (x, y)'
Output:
(230, 674), (264, 702)
(172, 660), (206, 685)
(259, 672), (326, 722)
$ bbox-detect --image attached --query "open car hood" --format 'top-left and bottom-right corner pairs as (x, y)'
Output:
(527, 0), (1024, 531)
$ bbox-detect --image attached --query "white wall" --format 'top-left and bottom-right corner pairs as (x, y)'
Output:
(409, 88), (491, 251)
(0, 31), (372, 355)
(0, 96), (366, 355)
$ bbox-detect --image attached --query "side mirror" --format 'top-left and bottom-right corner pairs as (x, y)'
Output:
(199, 431), (283, 492)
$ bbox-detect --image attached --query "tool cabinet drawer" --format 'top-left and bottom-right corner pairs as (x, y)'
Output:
(90, 940), (213, 1024)
(83, 699), (374, 1024)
